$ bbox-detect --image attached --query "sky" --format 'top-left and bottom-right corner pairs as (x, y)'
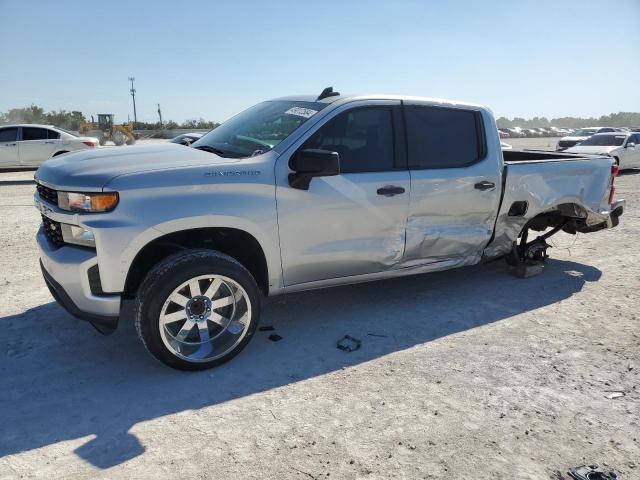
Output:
(0, 0), (639, 124)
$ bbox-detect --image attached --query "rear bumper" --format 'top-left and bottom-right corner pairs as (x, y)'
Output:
(607, 200), (625, 228)
(578, 199), (625, 233)
(37, 227), (120, 333)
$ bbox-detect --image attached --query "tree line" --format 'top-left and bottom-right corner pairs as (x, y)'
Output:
(496, 112), (640, 128)
(0, 105), (220, 131)
(3, 104), (638, 131)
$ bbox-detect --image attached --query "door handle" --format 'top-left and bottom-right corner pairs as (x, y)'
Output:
(377, 185), (405, 197)
(474, 181), (495, 191)
(4, 143), (16, 147)
(44, 141), (55, 144)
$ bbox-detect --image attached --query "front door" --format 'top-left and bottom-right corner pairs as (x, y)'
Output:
(625, 134), (640, 168)
(401, 103), (502, 266)
(276, 102), (410, 286)
(0, 127), (19, 167)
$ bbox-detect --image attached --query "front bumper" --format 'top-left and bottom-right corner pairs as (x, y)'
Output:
(37, 226), (120, 334)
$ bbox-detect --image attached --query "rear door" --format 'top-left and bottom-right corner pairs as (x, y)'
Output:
(401, 103), (502, 266)
(18, 127), (54, 166)
(0, 127), (19, 167)
(276, 101), (411, 286)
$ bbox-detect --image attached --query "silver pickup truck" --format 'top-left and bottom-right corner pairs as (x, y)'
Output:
(34, 88), (624, 370)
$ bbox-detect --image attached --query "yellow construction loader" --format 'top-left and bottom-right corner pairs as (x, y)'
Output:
(79, 114), (136, 146)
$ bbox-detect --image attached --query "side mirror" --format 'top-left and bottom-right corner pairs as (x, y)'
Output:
(288, 149), (340, 190)
(626, 142), (636, 148)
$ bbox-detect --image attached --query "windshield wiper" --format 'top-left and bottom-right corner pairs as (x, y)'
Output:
(194, 145), (230, 157)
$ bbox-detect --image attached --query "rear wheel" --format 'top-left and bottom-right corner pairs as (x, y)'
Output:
(134, 249), (261, 370)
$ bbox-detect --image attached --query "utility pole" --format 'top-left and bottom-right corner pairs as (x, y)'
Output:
(128, 76), (137, 125)
(157, 103), (163, 126)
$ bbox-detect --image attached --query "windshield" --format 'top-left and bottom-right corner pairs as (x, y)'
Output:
(572, 128), (597, 137)
(579, 134), (626, 146)
(192, 100), (327, 158)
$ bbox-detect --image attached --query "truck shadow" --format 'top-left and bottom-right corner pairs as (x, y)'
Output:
(0, 258), (601, 468)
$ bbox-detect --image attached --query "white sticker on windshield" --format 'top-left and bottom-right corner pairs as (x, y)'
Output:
(285, 107), (318, 118)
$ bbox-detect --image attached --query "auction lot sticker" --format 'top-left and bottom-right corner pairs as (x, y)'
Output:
(285, 107), (318, 118)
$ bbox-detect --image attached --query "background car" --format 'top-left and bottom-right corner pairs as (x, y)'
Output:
(556, 126), (622, 151)
(565, 132), (640, 169)
(506, 127), (526, 138)
(169, 132), (205, 146)
(0, 124), (99, 169)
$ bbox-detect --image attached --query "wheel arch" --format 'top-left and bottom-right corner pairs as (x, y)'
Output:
(123, 227), (271, 298)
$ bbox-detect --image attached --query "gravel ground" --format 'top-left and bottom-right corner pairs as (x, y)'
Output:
(0, 145), (638, 479)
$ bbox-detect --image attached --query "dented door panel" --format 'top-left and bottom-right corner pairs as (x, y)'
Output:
(401, 158), (503, 266)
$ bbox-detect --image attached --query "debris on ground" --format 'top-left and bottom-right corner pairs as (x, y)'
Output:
(367, 333), (388, 338)
(604, 391), (625, 400)
(268, 333), (282, 342)
(259, 325), (275, 331)
(336, 335), (361, 352)
(568, 464), (618, 480)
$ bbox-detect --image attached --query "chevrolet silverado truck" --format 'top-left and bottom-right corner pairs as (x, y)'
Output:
(34, 88), (625, 370)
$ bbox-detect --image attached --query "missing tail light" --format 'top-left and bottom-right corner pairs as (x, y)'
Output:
(608, 164), (619, 205)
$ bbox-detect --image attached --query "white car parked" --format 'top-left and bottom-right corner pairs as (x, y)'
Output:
(555, 126), (622, 151)
(565, 132), (640, 170)
(0, 124), (99, 169)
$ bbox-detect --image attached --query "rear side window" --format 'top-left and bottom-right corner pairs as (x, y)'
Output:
(22, 127), (48, 140)
(47, 129), (60, 139)
(0, 127), (18, 142)
(303, 107), (394, 173)
(405, 106), (485, 169)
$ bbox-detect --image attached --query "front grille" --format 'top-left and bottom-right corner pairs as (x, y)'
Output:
(36, 183), (58, 205)
(41, 214), (64, 248)
(87, 265), (105, 295)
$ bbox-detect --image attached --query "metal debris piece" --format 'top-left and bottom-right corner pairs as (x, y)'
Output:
(568, 464), (618, 480)
(337, 335), (361, 352)
(605, 391), (625, 400)
(259, 325), (275, 331)
(268, 334), (282, 342)
(367, 333), (388, 338)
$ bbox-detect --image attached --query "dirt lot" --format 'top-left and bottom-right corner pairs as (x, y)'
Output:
(0, 143), (638, 479)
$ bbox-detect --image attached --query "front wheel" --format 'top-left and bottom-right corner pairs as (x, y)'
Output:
(134, 249), (261, 370)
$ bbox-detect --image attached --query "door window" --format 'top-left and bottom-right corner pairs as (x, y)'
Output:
(21, 127), (48, 141)
(405, 105), (485, 169)
(303, 107), (394, 173)
(0, 127), (18, 142)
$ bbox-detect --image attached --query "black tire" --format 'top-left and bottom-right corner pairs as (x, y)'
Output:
(134, 249), (261, 371)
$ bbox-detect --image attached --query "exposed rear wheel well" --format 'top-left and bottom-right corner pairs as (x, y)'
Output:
(52, 151), (69, 157)
(124, 228), (269, 298)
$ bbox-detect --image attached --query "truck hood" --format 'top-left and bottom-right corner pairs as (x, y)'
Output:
(564, 145), (620, 155)
(35, 144), (239, 191)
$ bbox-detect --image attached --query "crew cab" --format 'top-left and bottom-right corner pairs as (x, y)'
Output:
(33, 88), (625, 370)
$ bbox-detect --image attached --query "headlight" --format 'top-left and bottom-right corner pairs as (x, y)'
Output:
(57, 191), (118, 212)
(60, 224), (95, 248)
